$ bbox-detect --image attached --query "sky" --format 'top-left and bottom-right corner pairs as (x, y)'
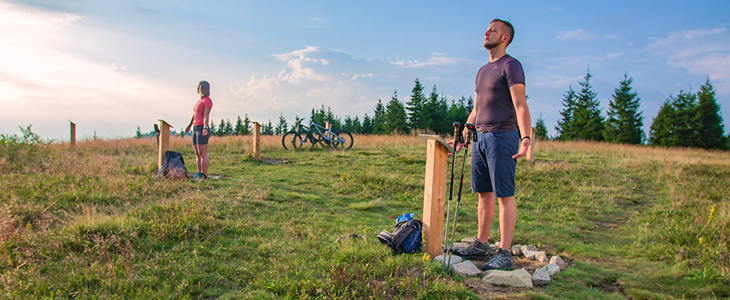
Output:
(1, 0), (729, 140)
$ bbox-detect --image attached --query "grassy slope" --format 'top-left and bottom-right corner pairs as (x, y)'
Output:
(1, 135), (728, 299)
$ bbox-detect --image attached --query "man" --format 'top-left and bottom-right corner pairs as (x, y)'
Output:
(451, 18), (532, 271)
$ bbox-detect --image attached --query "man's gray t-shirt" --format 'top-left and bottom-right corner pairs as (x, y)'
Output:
(474, 54), (525, 132)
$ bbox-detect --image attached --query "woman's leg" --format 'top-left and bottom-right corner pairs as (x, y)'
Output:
(199, 144), (209, 175)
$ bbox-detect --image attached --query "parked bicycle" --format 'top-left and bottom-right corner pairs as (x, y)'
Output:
(281, 118), (353, 150)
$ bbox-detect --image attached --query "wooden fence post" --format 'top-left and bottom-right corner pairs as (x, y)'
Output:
(325, 121), (331, 130)
(70, 121), (76, 146)
(253, 122), (261, 160)
(527, 127), (536, 162)
(157, 120), (172, 172)
(419, 134), (452, 258)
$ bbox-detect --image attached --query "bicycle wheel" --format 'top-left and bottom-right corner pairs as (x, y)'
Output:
(282, 131), (302, 150)
(332, 130), (353, 150)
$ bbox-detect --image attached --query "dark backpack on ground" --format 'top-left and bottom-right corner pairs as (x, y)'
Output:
(378, 213), (423, 254)
(159, 151), (188, 179)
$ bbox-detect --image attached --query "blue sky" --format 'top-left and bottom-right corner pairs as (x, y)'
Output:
(1, 0), (729, 140)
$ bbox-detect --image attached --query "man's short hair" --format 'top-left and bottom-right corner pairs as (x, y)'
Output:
(491, 18), (514, 46)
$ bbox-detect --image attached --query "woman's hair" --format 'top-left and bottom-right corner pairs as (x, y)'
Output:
(198, 81), (210, 97)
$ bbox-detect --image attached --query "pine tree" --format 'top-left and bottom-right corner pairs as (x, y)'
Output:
(449, 96), (469, 124)
(275, 113), (287, 135)
(385, 90), (409, 134)
(210, 120), (217, 135)
(343, 115), (354, 132)
(649, 99), (677, 147)
(224, 119), (234, 135)
(242, 114), (251, 135)
(361, 114), (373, 134)
(696, 79), (728, 150)
(217, 119), (226, 136)
(235, 116), (245, 135)
(135, 126), (142, 138)
(352, 116), (362, 134)
(406, 78), (429, 131)
(572, 71), (604, 141)
(435, 93), (451, 134)
(603, 74), (644, 144)
(555, 86), (577, 140)
(534, 114), (548, 140)
(264, 120), (274, 135)
(372, 99), (386, 134)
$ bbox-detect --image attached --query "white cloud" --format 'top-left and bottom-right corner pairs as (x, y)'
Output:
(647, 28), (730, 94)
(555, 29), (620, 41)
(391, 55), (472, 69)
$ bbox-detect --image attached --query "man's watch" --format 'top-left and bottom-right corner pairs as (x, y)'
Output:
(521, 136), (531, 141)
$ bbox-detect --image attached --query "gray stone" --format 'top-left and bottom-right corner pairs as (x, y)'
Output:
(482, 268), (533, 288)
(511, 244), (522, 256)
(522, 249), (538, 260)
(461, 237), (476, 243)
(448, 242), (471, 250)
(531, 268), (551, 285)
(534, 252), (549, 262)
(434, 254), (463, 266)
(451, 261), (482, 277)
(521, 245), (538, 253)
(549, 255), (566, 269)
(543, 263), (561, 276)
(489, 243), (498, 251)
(494, 241), (501, 248)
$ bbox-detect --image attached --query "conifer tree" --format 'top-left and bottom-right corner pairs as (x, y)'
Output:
(372, 99), (386, 134)
(352, 116), (362, 134)
(385, 90), (409, 134)
(534, 114), (548, 140)
(555, 86), (577, 140)
(235, 116), (245, 135)
(449, 96), (469, 124)
(603, 74), (644, 144)
(343, 115), (354, 132)
(224, 119), (234, 135)
(242, 114), (251, 135)
(406, 78), (428, 131)
(210, 120), (217, 135)
(217, 119), (226, 136)
(135, 126), (142, 138)
(648, 99), (674, 147)
(572, 71), (604, 141)
(275, 113), (287, 135)
(695, 79), (728, 150)
(361, 114), (373, 134)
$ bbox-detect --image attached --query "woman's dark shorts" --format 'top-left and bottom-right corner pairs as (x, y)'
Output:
(192, 125), (210, 145)
(470, 130), (519, 197)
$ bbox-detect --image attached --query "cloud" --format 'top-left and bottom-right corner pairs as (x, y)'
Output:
(647, 28), (730, 94)
(391, 55), (472, 69)
(555, 29), (620, 41)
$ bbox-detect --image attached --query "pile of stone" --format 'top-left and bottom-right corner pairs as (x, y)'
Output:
(434, 239), (568, 289)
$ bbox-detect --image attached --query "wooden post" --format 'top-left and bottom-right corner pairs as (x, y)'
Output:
(325, 121), (331, 130)
(157, 120), (172, 172)
(253, 122), (261, 160)
(420, 135), (452, 258)
(527, 127), (536, 162)
(69, 121), (76, 146)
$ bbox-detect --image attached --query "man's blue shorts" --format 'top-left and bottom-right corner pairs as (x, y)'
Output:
(471, 130), (519, 197)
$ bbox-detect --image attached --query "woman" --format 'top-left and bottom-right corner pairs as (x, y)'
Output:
(185, 81), (213, 179)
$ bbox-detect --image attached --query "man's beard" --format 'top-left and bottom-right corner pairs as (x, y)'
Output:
(484, 35), (502, 49)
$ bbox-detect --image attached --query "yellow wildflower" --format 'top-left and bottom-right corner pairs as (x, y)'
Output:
(422, 253), (431, 261)
(708, 205), (717, 223)
(699, 237), (704, 244)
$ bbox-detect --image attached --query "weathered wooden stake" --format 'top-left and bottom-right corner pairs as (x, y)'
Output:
(420, 135), (451, 258)
(157, 120), (172, 171)
(253, 122), (261, 160)
(70, 121), (76, 146)
(527, 127), (536, 162)
(325, 121), (331, 130)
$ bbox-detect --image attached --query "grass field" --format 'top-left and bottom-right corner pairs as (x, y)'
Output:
(1, 132), (729, 299)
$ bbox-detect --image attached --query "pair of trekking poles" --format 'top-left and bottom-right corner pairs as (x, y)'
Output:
(443, 122), (478, 272)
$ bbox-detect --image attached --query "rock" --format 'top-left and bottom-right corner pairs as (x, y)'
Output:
(549, 255), (566, 269)
(511, 244), (522, 256)
(448, 242), (471, 250)
(481, 268), (533, 288)
(522, 249), (538, 259)
(461, 237), (477, 244)
(434, 254), (463, 266)
(451, 261), (482, 277)
(521, 245), (538, 253)
(531, 268), (551, 285)
(543, 263), (561, 276)
(489, 243), (498, 251)
(522, 250), (546, 261)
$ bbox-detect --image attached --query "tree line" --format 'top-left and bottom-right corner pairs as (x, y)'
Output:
(553, 70), (728, 150)
(135, 75), (727, 151)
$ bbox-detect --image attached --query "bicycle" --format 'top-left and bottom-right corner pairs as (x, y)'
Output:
(281, 118), (353, 150)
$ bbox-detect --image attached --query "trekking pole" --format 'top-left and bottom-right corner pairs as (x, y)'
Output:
(443, 122), (464, 271)
(446, 123), (474, 271)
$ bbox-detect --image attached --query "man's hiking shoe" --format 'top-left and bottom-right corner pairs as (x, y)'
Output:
(481, 248), (513, 271)
(192, 172), (202, 179)
(451, 238), (492, 259)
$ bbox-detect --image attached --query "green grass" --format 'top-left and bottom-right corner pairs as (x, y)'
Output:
(1, 134), (729, 299)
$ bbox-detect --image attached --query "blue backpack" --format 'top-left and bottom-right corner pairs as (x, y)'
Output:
(159, 151), (188, 179)
(378, 213), (423, 254)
